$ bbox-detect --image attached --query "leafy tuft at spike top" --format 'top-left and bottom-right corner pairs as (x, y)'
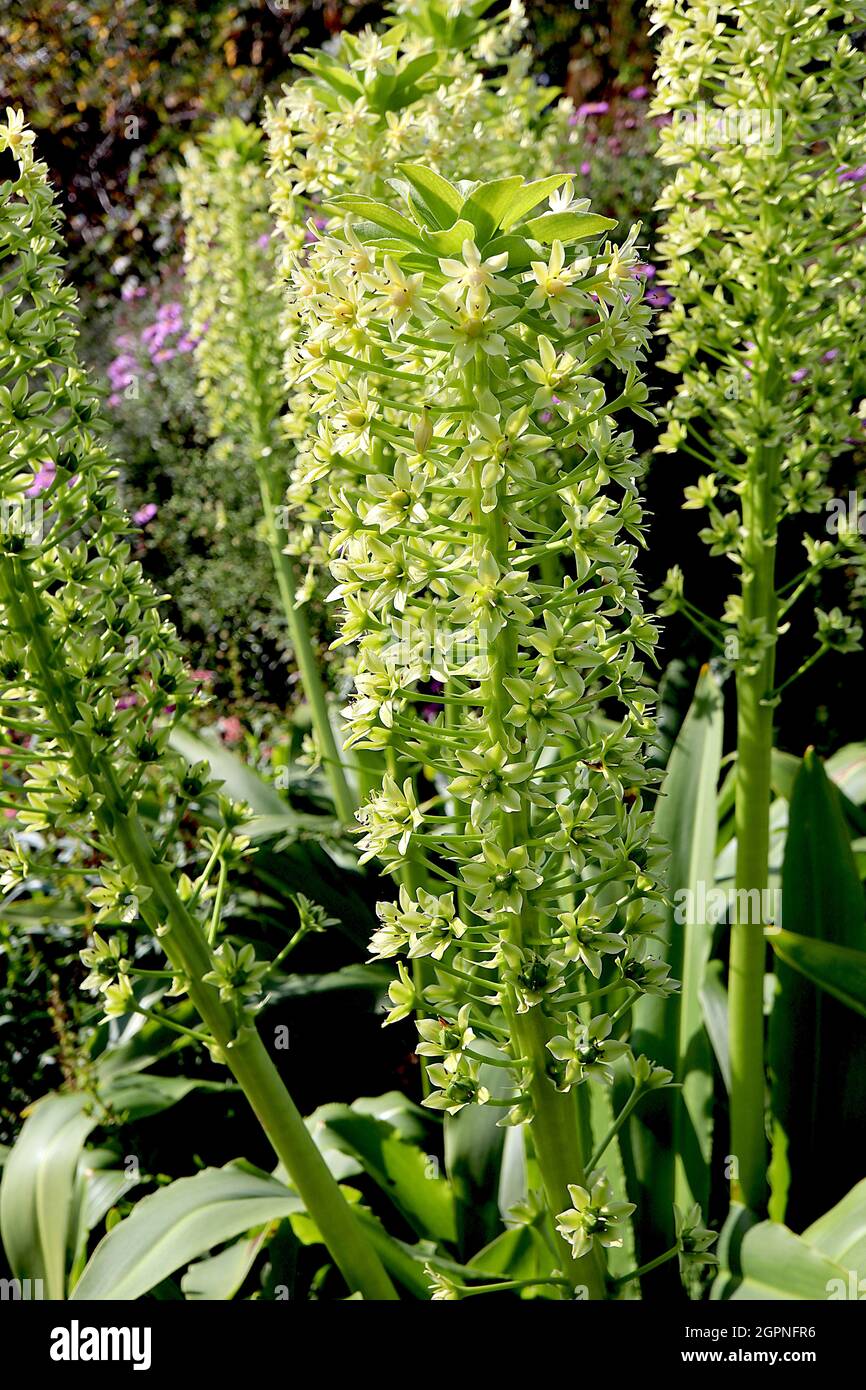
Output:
(289, 159), (688, 1296)
(264, 0), (561, 705)
(0, 108), (398, 1302)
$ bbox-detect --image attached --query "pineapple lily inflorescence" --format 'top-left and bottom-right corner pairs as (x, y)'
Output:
(291, 162), (683, 1294)
(179, 118), (357, 823)
(264, 0), (558, 630)
(651, 0), (866, 1210)
(0, 111), (398, 1302)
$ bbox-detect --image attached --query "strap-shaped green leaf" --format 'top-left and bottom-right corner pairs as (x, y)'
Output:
(71, 1165), (303, 1301)
(524, 210), (617, 244)
(458, 176), (523, 242)
(499, 175), (572, 231)
(397, 163), (462, 228)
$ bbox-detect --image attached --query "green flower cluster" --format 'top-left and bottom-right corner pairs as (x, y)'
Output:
(652, 0), (866, 669)
(651, 0), (866, 1214)
(265, 0), (559, 562)
(0, 110), (401, 1301)
(0, 108), (254, 1029)
(291, 163), (672, 1284)
(180, 120), (285, 488)
(179, 117), (357, 821)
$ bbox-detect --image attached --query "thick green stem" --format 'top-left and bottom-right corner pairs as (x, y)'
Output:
(467, 359), (605, 1299)
(510, 1007), (607, 1298)
(727, 66), (789, 1218)
(257, 469), (356, 824)
(0, 559), (397, 1301)
(730, 665), (773, 1210)
(729, 433), (779, 1213)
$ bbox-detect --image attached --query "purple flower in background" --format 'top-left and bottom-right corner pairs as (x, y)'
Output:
(134, 503), (158, 526)
(838, 165), (866, 185)
(121, 281), (147, 302)
(791, 367), (809, 383)
(257, 233), (271, 248)
(153, 348), (176, 363)
(647, 287), (673, 309)
(115, 693), (138, 710)
(141, 322), (164, 348)
(577, 101), (610, 119)
(823, 348), (839, 363)
(176, 334), (197, 354)
(629, 85), (649, 100)
(107, 353), (137, 390)
(635, 263), (657, 279)
(26, 459), (56, 496)
(580, 160), (592, 176)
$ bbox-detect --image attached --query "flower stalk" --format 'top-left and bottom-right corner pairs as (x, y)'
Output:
(0, 112), (396, 1301)
(180, 120), (356, 822)
(292, 160), (676, 1297)
(652, 0), (866, 1209)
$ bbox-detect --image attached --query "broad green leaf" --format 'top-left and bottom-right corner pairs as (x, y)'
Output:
(496, 1124), (526, 1226)
(483, 234), (536, 271)
(314, 1104), (456, 1243)
(333, 196), (425, 245)
(349, 1091), (429, 1145)
(71, 1165), (302, 1301)
(770, 748), (801, 801)
(99, 1072), (232, 1123)
(182, 1227), (272, 1300)
(0, 1093), (98, 1298)
(828, 743), (866, 806)
(500, 176), (572, 230)
(768, 749), (866, 1228)
(68, 1149), (142, 1288)
(713, 1207), (848, 1300)
(803, 1176), (866, 1271)
(292, 53), (362, 105)
(169, 724), (287, 816)
(770, 745), (866, 835)
(523, 210), (616, 244)
(629, 668), (723, 1282)
(352, 1209), (432, 1299)
(396, 163), (462, 228)
(82, 1163), (141, 1236)
(419, 218), (478, 258)
(470, 1224), (556, 1287)
(458, 177), (523, 242)
(699, 959), (730, 1092)
(770, 930), (866, 1019)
